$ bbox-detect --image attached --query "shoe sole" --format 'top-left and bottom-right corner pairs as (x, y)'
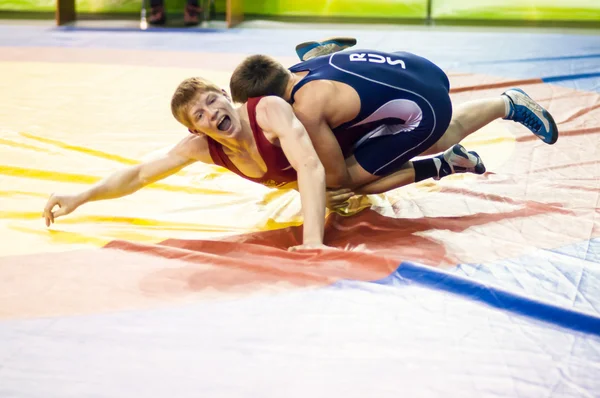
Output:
(540, 109), (559, 145)
(468, 151), (486, 174)
(295, 37), (357, 51)
(295, 37), (357, 60)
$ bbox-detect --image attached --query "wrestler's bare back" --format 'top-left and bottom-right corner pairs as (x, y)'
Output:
(292, 79), (361, 128)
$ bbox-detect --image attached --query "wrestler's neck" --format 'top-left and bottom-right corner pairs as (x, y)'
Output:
(224, 103), (255, 154)
(283, 71), (308, 103)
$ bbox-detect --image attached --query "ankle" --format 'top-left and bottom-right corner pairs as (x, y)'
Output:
(501, 94), (513, 119)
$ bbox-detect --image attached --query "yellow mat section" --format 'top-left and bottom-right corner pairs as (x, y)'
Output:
(0, 60), (513, 257)
(0, 61), (308, 256)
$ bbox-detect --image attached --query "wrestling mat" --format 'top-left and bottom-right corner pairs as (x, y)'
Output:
(0, 23), (599, 397)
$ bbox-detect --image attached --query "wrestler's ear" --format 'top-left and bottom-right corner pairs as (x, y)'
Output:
(221, 89), (232, 101)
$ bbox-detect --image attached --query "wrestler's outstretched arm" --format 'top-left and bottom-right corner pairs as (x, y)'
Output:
(42, 135), (211, 227)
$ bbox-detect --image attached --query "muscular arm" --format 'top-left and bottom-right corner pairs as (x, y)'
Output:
(83, 152), (193, 203)
(256, 96), (327, 246)
(43, 135), (212, 225)
(292, 86), (351, 189)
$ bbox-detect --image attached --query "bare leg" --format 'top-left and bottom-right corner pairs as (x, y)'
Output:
(330, 90), (554, 201)
(342, 145), (484, 196)
(333, 97), (505, 196)
(325, 158), (416, 209)
(343, 155), (380, 189)
(420, 97), (506, 156)
(353, 162), (415, 195)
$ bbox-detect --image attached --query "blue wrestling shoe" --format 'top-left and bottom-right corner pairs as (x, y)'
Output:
(502, 88), (558, 145)
(295, 37), (357, 61)
(434, 144), (486, 180)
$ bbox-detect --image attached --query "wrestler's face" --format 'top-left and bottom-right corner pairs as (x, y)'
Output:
(186, 90), (240, 141)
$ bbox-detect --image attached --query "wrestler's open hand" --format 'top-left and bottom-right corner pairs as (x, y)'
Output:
(326, 188), (354, 210)
(43, 193), (83, 226)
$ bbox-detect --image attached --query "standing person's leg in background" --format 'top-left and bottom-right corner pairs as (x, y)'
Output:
(149, 0), (166, 25)
(148, 0), (203, 26)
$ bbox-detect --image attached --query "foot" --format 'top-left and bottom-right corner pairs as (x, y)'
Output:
(149, 6), (166, 25)
(434, 144), (486, 180)
(184, 4), (203, 26)
(502, 88), (558, 145)
(295, 37), (357, 61)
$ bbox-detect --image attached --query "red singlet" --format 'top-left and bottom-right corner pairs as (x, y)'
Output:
(206, 97), (297, 188)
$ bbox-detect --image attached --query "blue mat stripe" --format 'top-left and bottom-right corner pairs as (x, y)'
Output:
(375, 261), (600, 336)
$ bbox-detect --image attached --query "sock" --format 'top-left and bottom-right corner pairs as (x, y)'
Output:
(501, 94), (512, 119)
(412, 155), (452, 182)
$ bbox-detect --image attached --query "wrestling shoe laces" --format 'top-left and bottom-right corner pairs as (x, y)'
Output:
(502, 88), (558, 145)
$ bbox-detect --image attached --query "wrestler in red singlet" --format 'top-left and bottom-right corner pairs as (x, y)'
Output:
(205, 96), (298, 188)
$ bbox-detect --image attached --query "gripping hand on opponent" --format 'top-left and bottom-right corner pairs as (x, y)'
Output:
(326, 188), (354, 210)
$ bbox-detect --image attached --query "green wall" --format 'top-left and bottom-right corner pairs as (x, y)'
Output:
(3, 0), (55, 12)
(432, 0), (600, 21)
(242, 0), (427, 19)
(0, 0), (226, 13)
(0, 0), (423, 17)
(2, 0), (600, 21)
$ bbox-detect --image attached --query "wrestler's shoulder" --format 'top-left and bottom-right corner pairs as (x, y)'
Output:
(174, 134), (212, 162)
(294, 80), (336, 107)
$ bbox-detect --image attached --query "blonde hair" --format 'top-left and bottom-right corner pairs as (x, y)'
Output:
(171, 77), (222, 128)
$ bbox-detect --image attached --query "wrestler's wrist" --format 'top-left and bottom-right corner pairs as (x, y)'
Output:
(76, 190), (93, 205)
(302, 235), (324, 245)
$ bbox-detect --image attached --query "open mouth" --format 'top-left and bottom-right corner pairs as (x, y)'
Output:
(217, 115), (231, 131)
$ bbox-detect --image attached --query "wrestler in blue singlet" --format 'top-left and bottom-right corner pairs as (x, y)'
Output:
(288, 50), (453, 176)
